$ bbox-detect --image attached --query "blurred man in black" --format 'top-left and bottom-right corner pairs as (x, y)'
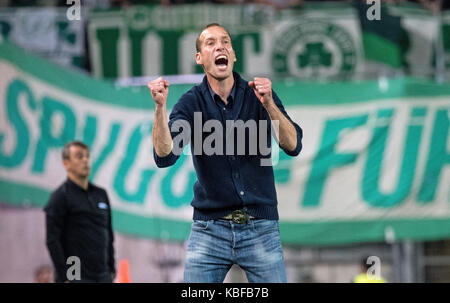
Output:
(45, 141), (115, 283)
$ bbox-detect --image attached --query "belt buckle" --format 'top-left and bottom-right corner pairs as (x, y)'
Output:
(231, 210), (248, 224)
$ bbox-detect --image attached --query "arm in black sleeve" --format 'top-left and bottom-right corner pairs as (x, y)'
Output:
(272, 91), (303, 157)
(153, 96), (193, 167)
(105, 191), (116, 277)
(44, 189), (68, 283)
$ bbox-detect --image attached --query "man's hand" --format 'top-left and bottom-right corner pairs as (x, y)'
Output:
(150, 77), (173, 158)
(148, 77), (169, 106)
(250, 77), (298, 152)
(249, 77), (274, 107)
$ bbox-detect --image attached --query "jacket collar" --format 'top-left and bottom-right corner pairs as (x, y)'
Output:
(200, 72), (246, 119)
(66, 177), (90, 192)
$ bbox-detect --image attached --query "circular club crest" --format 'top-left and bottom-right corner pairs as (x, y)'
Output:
(272, 21), (357, 79)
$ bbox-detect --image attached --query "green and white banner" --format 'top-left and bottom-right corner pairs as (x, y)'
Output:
(0, 7), (86, 70)
(442, 11), (450, 81)
(87, 3), (449, 81)
(1, 41), (449, 245)
(87, 3), (364, 80)
(359, 2), (439, 77)
(385, 4), (439, 76)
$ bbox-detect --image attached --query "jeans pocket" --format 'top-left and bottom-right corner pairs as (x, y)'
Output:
(192, 220), (209, 230)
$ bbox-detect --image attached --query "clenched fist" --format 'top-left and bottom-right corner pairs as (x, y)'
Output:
(148, 77), (170, 106)
(248, 77), (274, 107)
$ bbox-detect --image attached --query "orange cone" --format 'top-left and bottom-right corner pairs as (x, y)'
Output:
(115, 259), (131, 283)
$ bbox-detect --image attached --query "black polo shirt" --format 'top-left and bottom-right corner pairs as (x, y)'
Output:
(44, 178), (115, 282)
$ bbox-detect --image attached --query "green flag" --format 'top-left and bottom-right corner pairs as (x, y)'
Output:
(355, 0), (410, 68)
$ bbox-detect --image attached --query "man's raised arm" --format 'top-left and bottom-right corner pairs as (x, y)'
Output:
(249, 77), (302, 156)
(149, 77), (173, 157)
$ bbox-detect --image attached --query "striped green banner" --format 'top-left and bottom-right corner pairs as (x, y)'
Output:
(1, 40), (449, 245)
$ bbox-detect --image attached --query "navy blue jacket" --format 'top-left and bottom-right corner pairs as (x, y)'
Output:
(154, 72), (303, 220)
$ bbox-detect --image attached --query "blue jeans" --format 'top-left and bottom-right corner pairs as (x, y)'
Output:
(183, 219), (287, 283)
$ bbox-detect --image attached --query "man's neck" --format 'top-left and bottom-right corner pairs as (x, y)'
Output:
(68, 174), (89, 190)
(206, 74), (234, 104)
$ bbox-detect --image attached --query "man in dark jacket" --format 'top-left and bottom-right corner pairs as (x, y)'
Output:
(44, 141), (115, 283)
(149, 23), (303, 282)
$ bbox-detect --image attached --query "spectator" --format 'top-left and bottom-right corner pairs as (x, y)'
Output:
(44, 141), (116, 283)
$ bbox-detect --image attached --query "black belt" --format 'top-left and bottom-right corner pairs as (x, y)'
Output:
(221, 209), (255, 224)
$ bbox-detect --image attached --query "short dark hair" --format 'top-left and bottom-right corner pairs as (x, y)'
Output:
(195, 23), (232, 53)
(62, 140), (89, 160)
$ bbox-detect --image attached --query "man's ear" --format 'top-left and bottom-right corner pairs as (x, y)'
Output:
(62, 159), (70, 170)
(195, 52), (202, 65)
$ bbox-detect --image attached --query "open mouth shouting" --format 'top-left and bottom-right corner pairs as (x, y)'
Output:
(215, 54), (228, 71)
